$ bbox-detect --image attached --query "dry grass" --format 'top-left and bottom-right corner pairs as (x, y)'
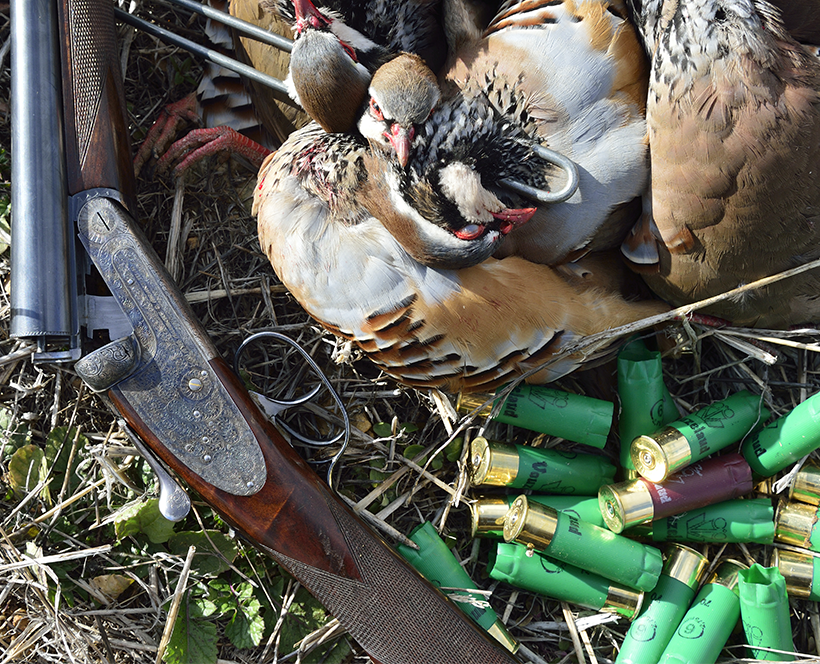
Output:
(2, 2), (820, 663)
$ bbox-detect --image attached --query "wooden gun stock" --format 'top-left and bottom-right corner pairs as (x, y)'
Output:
(59, 1), (522, 662)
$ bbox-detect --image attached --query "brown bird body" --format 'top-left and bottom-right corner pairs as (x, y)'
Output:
(624, 0), (820, 328)
(254, 124), (667, 393)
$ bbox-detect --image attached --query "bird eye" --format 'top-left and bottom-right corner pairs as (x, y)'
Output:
(369, 98), (384, 121)
(454, 224), (485, 240)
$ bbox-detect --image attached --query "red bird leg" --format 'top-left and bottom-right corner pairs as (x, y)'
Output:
(133, 92), (201, 177)
(680, 312), (733, 328)
(156, 126), (272, 179)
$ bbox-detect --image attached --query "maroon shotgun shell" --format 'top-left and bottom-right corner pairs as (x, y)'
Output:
(643, 453), (754, 521)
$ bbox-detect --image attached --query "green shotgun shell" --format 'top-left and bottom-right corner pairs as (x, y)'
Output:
(396, 521), (518, 653)
(469, 436), (617, 494)
(773, 548), (820, 601)
(617, 338), (679, 471)
(492, 384), (614, 449)
(774, 500), (820, 551)
(629, 498), (775, 544)
(503, 495), (663, 591)
(741, 391), (820, 477)
(631, 390), (769, 482)
(616, 544), (709, 664)
(470, 495), (605, 538)
(488, 542), (644, 619)
(737, 564), (795, 661)
(790, 459), (820, 505)
(659, 559), (748, 664)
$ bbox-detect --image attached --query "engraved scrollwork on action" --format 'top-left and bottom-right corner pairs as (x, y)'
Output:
(75, 335), (140, 392)
(76, 195), (266, 496)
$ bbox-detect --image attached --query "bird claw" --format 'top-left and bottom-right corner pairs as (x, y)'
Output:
(156, 126), (272, 179)
(499, 143), (580, 204)
(133, 92), (201, 178)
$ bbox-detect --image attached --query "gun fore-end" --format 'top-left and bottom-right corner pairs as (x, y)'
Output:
(57, 0), (136, 206)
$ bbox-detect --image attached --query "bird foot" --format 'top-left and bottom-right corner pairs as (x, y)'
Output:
(133, 92), (201, 178)
(155, 125), (273, 179)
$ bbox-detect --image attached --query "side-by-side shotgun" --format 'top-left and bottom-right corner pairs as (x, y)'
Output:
(8, 0), (522, 661)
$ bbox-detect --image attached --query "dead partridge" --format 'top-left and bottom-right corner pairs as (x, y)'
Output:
(355, 0), (651, 268)
(621, 0), (820, 328)
(254, 123), (667, 394)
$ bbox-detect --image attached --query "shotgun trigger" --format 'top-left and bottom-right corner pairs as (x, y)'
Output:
(121, 421), (192, 522)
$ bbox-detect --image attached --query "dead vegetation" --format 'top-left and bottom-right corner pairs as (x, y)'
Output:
(2, 2), (820, 663)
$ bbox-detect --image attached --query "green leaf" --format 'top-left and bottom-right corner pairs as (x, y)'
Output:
(403, 444), (442, 471)
(0, 198), (9, 255)
(192, 595), (218, 619)
(9, 444), (46, 498)
(224, 582), (264, 649)
(44, 427), (86, 496)
(0, 406), (32, 457)
(114, 499), (176, 543)
(168, 531), (238, 576)
(372, 422), (392, 437)
(445, 437), (464, 463)
(278, 587), (330, 654)
(164, 591), (218, 664)
(305, 638), (353, 664)
(368, 457), (388, 485)
(206, 578), (237, 615)
(372, 421), (419, 437)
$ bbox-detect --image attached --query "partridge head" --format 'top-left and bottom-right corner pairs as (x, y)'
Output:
(253, 122), (668, 394)
(358, 57), (544, 268)
(357, 53), (441, 167)
(282, 0), (392, 132)
(621, 0), (820, 328)
(271, 0), (446, 132)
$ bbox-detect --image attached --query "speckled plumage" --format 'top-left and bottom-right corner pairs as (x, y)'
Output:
(254, 124), (667, 393)
(623, 0), (820, 327)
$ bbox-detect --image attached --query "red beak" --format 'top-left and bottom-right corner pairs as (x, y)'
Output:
(293, 0), (328, 27)
(491, 207), (537, 233)
(386, 123), (414, 168)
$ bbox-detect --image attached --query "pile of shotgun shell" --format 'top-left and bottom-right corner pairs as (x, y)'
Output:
(402, 338), (820, 663)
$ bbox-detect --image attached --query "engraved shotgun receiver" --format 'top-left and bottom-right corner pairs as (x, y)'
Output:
(12, 0), (523, 661)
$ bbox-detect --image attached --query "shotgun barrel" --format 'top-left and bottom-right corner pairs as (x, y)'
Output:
(10, 0), (80, 361)
(57, 1), (522, 661)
